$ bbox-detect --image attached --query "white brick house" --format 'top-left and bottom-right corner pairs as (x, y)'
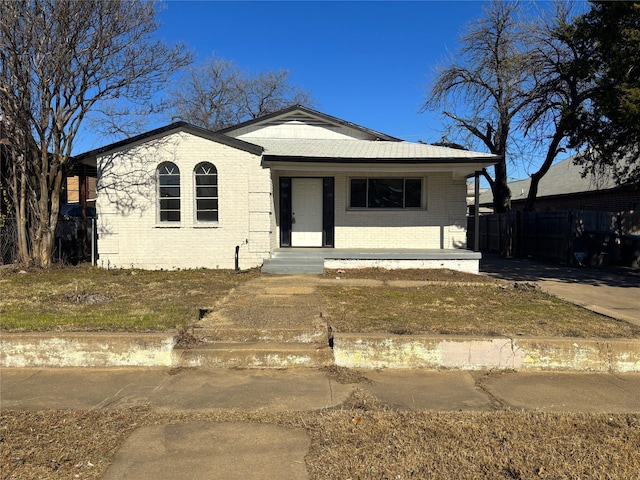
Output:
(79, 106), (498, 273)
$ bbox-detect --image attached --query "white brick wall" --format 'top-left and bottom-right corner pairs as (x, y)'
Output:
(272, 171), (468, 249)
(96, 130), (471, 270)
(96, 132), (271, 270)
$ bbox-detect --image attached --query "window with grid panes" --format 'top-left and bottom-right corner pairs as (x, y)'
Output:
(194, 162), (218, 222)
(349, 178), (422, 208)
(158, 162), (180, 222)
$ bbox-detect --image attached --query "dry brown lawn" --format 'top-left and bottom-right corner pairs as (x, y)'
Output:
(2, 266), (638, 338)
(0, 265), (256, 332)
(321, 269), (640, 338)
(3, 394), (640, 480)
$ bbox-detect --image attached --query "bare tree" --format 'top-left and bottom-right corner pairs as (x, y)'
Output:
(169, 54), (313, 130)
(423, 0), (536, 213)
(169, 56), (242, 130)
(519, 1), (592, 212)
(0, 0), (191, 267)
(235, 69), (314, 122)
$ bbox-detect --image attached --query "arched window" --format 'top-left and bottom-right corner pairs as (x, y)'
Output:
(158, 162), (180, 222)
(194, 162), (218, 222)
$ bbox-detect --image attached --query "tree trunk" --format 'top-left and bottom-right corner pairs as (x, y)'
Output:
(15, 165), (30, 266)
(492, 159), (511, 213)
(523, 130), (565, 212)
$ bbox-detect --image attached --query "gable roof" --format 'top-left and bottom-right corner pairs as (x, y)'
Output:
(216, 105), (402, 142)
(75, 121), (264, 162)
(74, 107), (500, 169)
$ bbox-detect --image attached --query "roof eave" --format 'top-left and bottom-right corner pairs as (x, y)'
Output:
(74, 122), (264, 162)
(262, 155), (499, 165)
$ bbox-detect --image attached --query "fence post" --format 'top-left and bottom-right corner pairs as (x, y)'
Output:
(515, 210), (521, 258)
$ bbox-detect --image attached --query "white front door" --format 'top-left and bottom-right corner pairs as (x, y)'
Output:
(291, 178), (323, 247)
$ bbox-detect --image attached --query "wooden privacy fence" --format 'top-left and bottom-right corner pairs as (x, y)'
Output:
(468, 210), (640, 267)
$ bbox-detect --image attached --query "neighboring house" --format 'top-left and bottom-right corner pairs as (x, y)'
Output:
(64, 174), (97, 207)
(477, 154), (640, 213)
(78, 106), (498, 273)
(466, 180), (491, 215)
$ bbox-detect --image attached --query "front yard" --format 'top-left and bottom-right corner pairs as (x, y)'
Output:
(1, 265), (639, 338)
(319, 281), (640, 338)
(0, 266), (254, 332)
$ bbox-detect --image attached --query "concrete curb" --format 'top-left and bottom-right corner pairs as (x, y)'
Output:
(0, 332), (176, 367)
(333, 333), (640, 372)
(175, 342), (334, 368)
(2, 332), (640, 372)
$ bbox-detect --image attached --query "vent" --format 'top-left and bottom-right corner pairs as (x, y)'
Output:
(265, 112), (335, 128)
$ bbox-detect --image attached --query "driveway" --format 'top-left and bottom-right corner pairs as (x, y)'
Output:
(480, 253), (640, 326)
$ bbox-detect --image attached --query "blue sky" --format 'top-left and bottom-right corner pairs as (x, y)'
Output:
(81, 0), (569, 182)
(156, 0), (486, 143)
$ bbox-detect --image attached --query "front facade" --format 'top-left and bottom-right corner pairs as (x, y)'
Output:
(85, 106), (497, 271)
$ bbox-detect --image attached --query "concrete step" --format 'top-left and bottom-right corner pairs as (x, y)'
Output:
(261, 257), (324, 274)
(197, 327), (327, 344)
(174, 342), (334, 368)
(270, 250), (328, 259)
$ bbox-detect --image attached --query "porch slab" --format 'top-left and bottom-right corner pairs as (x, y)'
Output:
(265, 248), (482, 274)
(273, 248), (481, 260)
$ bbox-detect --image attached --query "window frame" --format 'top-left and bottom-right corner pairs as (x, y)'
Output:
(157, 162), (181, 223)
(348, 177), (424, 209)
(193, 162), (219, 223)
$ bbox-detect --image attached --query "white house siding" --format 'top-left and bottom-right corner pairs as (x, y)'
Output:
(272, 170), (469, 250)
(230, 120), (375, 141)
(447, 176), (470, 249)
(96, 132), (271, 270)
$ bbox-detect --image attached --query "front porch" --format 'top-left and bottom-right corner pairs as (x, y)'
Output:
(261, 248), (482, 275)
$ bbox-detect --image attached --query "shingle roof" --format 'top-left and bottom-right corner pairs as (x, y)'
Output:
(478, 154), (621, 205)
(244, 137), (499, 163)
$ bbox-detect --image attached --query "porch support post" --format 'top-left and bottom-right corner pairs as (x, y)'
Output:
(474, 171), (480, 252)
(80, 165), (88, 258)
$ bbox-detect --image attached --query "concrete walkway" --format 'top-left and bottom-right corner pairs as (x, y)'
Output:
(3, 367), (639, 413)
(3, 367), (639, 479)
(480, 253), (640, 326)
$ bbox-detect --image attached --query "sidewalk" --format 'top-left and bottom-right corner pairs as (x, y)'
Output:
(3, 367), (640, 413)
(2, 367), (639, 479)
(480, 253), (640, 326)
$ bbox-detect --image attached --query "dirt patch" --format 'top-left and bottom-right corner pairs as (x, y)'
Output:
(320, 365), (372, 384)
(65, 291), (111, 305)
